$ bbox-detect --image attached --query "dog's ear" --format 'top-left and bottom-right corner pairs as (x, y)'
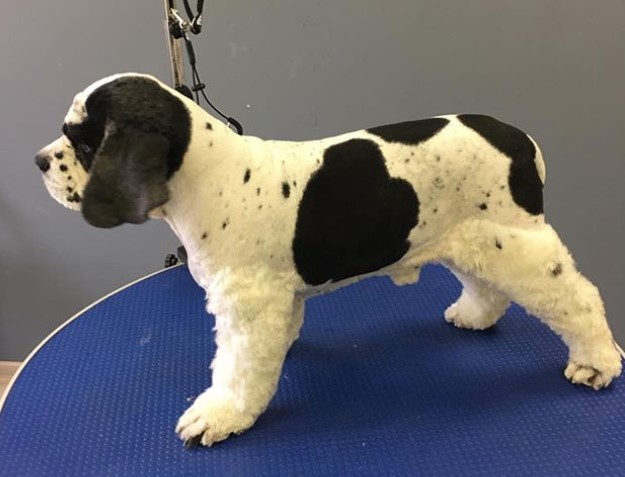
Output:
(82, 130), (170, 228)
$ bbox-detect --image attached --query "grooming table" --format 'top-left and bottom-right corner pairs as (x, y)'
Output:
(1, 265), (623, 476)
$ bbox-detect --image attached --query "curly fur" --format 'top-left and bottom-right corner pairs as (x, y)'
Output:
(35, 73), (622, 447)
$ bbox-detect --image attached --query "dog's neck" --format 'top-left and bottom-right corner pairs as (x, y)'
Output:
(156, 99), (273, 261)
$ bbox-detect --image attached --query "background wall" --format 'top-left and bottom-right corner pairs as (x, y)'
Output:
(1, 1), (623, 360)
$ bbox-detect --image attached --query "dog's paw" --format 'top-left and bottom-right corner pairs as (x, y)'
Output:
(444, 296), (499, 331)
(175, 388), (255, 447)
(565, 355), (622, 390)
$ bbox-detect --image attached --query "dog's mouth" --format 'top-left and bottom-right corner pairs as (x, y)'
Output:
(41, 175), (83, 211)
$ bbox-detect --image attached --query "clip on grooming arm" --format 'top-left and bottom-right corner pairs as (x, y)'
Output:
(164, 0), (193, 99)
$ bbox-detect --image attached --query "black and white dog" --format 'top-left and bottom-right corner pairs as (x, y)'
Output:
(36, 73), (621, 447)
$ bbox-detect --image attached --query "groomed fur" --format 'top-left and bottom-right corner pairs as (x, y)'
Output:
(35, 73), (622, 447)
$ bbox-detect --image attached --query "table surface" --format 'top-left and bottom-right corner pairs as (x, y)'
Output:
(1, 264), (623, 477)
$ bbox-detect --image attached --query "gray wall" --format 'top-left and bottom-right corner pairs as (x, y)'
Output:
(1, 1), (623, 360)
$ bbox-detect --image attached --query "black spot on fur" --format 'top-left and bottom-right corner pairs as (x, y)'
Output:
(67, 192), (81, 203)
(367, 118), (449, 145)
(66, 186), (74, 193)
(479, 203), (488, 210)
(59, 164), (68, 172)
(244, 169), (251, 184)
(206, 122), (213, 130)
(458, 114), (543, 215)
(54, 151), (64, 159)
(495, 240), (503, 250)
(550, 263), (563, 277)
(222, 220), (229, 230)
(282, 182), (291, 199)
(201, 232), (208, 240)
(293, 139), (419, 285)
(256, 188), (261, 196)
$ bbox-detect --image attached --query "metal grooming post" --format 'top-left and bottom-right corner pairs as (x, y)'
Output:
(163, 0), (187, 90)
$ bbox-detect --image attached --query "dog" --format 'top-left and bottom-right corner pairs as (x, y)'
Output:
(35, 73), (622, 447)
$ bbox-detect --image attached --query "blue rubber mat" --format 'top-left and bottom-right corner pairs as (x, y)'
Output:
(1, 265), (623, 476)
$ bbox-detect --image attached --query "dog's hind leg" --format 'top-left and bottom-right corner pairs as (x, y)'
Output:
(176, 271), (296, 447)
(444, 268), (510, 330)
(442, 220), (622, 389)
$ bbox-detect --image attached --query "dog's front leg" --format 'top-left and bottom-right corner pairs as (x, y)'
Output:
(176, 275), (295, 447)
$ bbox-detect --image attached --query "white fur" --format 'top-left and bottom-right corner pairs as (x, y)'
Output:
(37, 74), (622, 446)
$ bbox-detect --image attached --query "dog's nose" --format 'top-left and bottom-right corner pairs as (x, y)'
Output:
(35, 153), (51, 173)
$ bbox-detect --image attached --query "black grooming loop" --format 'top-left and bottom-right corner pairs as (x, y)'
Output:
(166, 0), (243, 135)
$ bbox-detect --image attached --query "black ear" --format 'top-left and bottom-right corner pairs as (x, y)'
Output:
(82, 130), (171, 228)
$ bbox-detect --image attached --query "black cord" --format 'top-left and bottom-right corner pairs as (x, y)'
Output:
(182, 0), (195, 22)
(182, 0), (204, 34)
(173, 0), (243, 134)
(183, 33), (243, 134)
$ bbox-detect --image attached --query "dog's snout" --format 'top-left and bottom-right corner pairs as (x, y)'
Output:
(35, 153), (51, 173)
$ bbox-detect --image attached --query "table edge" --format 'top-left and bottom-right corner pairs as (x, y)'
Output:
(0, 265), (182, 412)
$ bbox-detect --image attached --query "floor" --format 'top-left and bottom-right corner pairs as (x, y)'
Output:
(0, 362), (20, 399)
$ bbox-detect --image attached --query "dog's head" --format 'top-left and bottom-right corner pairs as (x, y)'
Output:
(35, 73), (192, 228)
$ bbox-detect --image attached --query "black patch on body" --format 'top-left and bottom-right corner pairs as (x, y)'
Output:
(293, 139), (419, 285)
(282, 182), (291, 198)
(244, 169), (251, 184)
(54, 151), (64, 159)
(458, 114), (543, 215)
(367, 118), (449, 145)
(550, 263), (563, 277)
